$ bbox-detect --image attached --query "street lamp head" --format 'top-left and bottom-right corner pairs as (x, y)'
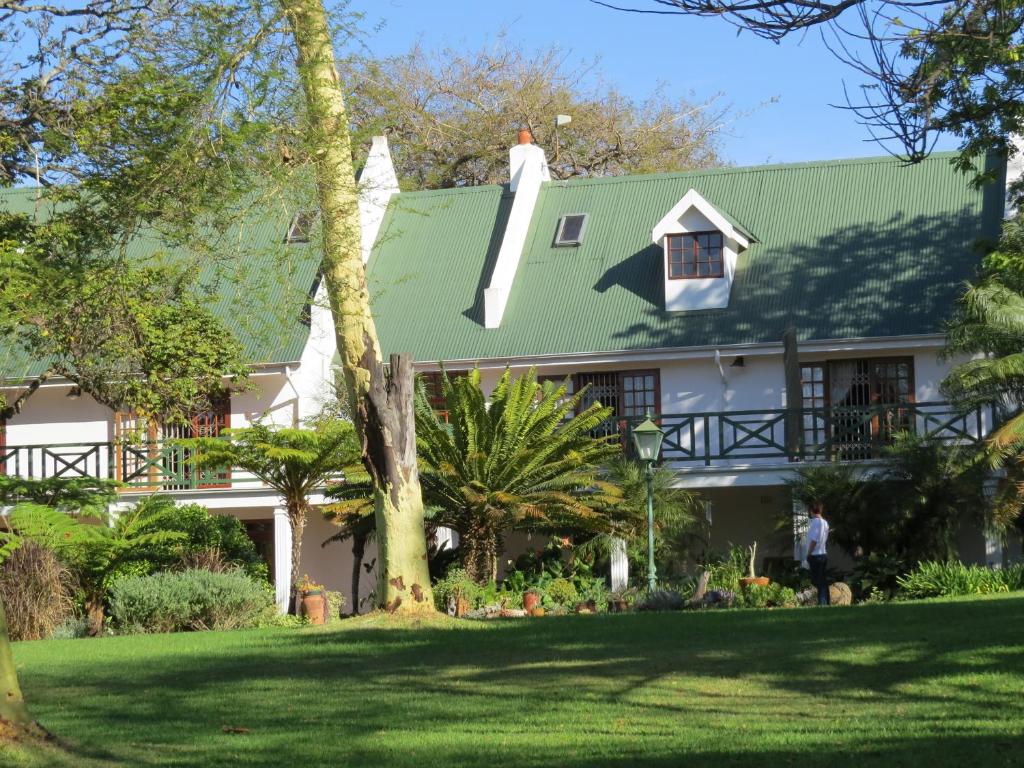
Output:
(631, 413), (664, 464)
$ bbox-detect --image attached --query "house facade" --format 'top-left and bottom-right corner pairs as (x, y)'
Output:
(1, 132), (1016, 611)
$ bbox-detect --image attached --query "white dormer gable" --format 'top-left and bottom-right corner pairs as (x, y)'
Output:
(651, 189), (749, 312)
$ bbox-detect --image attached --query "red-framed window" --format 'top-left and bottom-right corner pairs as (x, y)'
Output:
(666, 231), (724, 279)
(800, 357), (915, 458)
(574, 370), (661, 438)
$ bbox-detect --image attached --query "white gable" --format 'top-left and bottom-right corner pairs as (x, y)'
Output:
(652, 188), (749, 249)
(651, 188), (749, 312)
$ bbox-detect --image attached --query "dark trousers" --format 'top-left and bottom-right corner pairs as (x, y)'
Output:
(808, 554), (830, 606)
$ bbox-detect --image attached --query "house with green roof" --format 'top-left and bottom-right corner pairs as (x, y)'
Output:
(0, 130), (1013, 608)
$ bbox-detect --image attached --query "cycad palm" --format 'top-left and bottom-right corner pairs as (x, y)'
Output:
(416, 368), (622, 582)
(944, 278), (1024, 531)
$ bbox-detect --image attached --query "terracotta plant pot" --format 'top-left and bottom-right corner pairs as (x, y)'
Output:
(739, 577), (771, 589)
(523, 591), (541, 612)
(574, 600), (597, 614)
(607, 599), (629, 613)
(529, 606), (545, 618)
(301, 591), (326, 625)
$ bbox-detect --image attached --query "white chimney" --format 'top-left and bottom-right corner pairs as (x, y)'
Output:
(358, 135), (400, 263)
(483, 130), (551, 328)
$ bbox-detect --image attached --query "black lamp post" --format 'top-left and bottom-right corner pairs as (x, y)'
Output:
(631, 414), (665, 593)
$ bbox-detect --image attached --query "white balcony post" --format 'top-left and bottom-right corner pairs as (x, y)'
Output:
(273, 507), (293, 614)
(610, 537), (629, 591)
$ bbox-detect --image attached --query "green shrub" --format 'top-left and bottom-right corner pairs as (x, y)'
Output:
(704, 546), (748, 592)
(114, 497), (268, 581)
(546, 578), (578, 606)
(635, 589), (685, 611)
(50, 616), (90, 639)
(108, 569), (275, 633)
(896, 561), (1024, 599)
(735, 583), (797, 609)
(852, 552), (910, 599)
(433, 567), (480, 612)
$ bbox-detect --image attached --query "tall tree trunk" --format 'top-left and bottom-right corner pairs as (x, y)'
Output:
(279, 0), (434, 615)
(0, 602), (33, 736)
(289, 500), (307, 615)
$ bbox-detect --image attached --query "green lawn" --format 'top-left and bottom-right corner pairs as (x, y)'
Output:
(5, 595), (1024, 767)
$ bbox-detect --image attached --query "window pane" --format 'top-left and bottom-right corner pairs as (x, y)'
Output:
(560, 215), (586, 243)
(645, 375), (654, 389)
(623, 377), (634, 391)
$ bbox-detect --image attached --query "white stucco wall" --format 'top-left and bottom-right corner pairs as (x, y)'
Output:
(3, 385), (111, 446)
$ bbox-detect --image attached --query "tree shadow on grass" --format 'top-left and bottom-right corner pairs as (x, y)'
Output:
(17, 596), (1024, 768)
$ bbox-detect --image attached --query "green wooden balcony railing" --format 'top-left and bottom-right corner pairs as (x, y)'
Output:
(0, 402), (993, 491)
(0, 440), (242, 491)
(619, 401), (991, 466)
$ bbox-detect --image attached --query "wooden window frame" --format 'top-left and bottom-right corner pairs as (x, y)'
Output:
(800, 357), (916, 456)
(666, 231), (724, 280)
(572, 369), (661, 439)
(800, 356), (916, 410)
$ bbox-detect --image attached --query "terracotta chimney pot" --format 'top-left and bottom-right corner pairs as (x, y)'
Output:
(517, 128), (533, 145)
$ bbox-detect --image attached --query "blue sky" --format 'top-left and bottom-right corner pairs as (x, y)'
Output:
(347, 0), (958, 167)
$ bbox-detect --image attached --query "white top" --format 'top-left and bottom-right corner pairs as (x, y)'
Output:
(807, 516), (829, 556)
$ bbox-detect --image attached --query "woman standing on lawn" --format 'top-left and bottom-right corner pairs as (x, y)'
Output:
(806, 505), (830, 606)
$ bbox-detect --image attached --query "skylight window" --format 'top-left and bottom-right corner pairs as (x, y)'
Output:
(285, 211), (318, 244)
(554, 214), (588, 247)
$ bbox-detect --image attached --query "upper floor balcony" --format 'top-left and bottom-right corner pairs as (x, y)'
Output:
(620, 400), (992, 467)
(0, 401), (992, 495)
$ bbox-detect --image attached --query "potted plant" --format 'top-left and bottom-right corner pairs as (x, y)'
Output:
(297, 574), (327, 624)
(607, 586), (635, 613)
(528, 589), (544, 614)
(738, 542), (770, 589)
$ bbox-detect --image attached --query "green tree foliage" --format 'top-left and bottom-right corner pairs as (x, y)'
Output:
(183, 420), (361, 609)
(102, 496), (268, 582)
(943, 216), (1024, 533)
(608, 0), (1024, 175)
(0, 2), (294, 420)
(415, 368), (622, 582)
(785, 435), (987, 565)
(0, 490), (188, 635)
(582, 456), (707, 578)
(348, 37), (726, 189)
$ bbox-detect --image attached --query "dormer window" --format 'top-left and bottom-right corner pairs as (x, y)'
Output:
(667, 232), (724, 279)
(651, 189), (752, 311)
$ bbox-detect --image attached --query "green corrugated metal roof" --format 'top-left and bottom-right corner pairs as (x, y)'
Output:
(368, 152), (1005, 361)
(0, 187), (321, 380)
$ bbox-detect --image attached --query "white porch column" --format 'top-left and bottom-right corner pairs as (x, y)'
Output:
(983, 476), (1004, 567)
(273, 507), (293, 614)
(792, 498), (809, 566)
(985, 532), (1004, 568)
(434, 526), (460, 553)
(610, 537), (629, 591)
